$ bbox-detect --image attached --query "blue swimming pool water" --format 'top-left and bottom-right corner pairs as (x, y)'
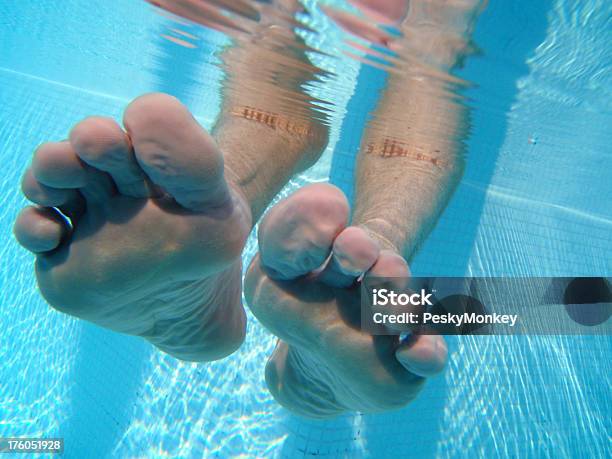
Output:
(1, 1), (610, 458)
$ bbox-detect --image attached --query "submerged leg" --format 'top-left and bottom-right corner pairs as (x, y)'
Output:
(245, 0), (483, 417)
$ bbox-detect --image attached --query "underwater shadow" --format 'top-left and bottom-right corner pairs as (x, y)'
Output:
(60, 325), (151, 459)
(59, 20), (223, 458)
(326, 1), (553, 457)
(418, 0), (555, 274)
(362, 2), (552, 457)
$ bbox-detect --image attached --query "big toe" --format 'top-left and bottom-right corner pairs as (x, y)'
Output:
(123, 93), (231, 210)
(258, 183), (350, 280)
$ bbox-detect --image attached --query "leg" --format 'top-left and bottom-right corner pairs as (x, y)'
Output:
(13, 1), (327, 362)
(353, 0), (484, 259)
(214, 0), (330, 220)
(245, 0), (483, 417)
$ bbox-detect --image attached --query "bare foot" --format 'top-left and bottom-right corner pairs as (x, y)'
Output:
(245, 183), (447, 418)
(13, 93), (252, 361)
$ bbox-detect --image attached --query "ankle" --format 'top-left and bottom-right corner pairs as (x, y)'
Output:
(217, 113), (329, 220)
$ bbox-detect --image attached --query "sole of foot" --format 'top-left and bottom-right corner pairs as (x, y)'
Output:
(14, 93), (253, 361)
(245, 183), (447, 418)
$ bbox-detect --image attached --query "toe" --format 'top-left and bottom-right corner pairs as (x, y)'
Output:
(31, 141), (88, 189)
(13, 206), (69, 253)
(70, 116), (150, 198)
(395, 334), (448, 377)
(364, 249), (411, 294)
(365, 250), (418, 333)
(22, 168), (85, 221)
(258, 183), (350, 280)
(31, 141), (115, 204)
(366, 249), (410, 278)
(123, 93), (230, 210)
(22, 168), (77, 207)
(319, 226), (380, 287)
